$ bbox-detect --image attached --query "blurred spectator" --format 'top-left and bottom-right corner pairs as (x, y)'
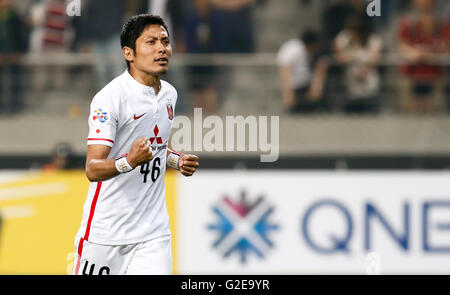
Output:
(184, 0), (218, 114)
(277, 30), (329, 113)
(334, 16), (383, 113)
(28, 0), (74, 92)
(398, 0), (450, 113)
(0, 0), (28, 114)
(28, 0), (73, 53)
(42, 142), (73, 171)
(77, 0), (126, 91)
(209, 0), (256, 53)
(322, 0), (357, 52)
(322, 0), (375, 113)
(322, 0), (375, 49)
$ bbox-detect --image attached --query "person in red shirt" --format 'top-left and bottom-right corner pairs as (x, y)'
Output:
(28, 0), (74, 92)
(398, 0), (450, 113)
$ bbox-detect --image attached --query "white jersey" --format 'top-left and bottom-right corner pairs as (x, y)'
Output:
(75, 70), (177, 245)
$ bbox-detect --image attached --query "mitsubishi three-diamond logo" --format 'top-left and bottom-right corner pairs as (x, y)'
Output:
(150, 125), (163, 144)
(208, 191), (279, 264)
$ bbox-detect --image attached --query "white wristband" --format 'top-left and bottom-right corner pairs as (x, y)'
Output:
(115, 157), (134, 173)
(167, 152), (182, 170)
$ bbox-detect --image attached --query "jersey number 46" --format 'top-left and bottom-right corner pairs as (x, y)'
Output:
(140, 157), (161, 183)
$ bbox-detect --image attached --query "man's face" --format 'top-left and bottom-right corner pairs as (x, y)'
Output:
(127, 24), (172, 76)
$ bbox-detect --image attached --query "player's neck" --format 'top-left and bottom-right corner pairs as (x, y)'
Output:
(128, 68), (161, 94)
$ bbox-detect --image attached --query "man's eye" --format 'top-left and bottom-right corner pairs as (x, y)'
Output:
(147, 40), (155, 44)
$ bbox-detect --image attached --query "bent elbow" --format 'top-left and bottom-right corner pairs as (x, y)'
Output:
(85, 167), (98, 182)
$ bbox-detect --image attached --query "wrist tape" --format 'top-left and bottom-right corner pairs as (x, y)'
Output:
(115, 156), (133, 173)
(167, 151), (182, 170)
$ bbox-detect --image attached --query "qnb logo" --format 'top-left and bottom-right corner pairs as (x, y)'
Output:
(208, 192), (279, 264)
(366, 0), (381, 17)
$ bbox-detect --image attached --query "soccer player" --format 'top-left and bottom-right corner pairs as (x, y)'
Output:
(73, 14), (199, 275)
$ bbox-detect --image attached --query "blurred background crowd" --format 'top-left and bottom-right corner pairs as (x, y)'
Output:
(0, 0), (448, 117)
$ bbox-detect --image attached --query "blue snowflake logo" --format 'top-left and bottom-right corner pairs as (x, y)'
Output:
(208, 191), (279, 264)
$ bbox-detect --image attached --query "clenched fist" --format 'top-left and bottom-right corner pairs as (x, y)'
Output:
(178, 154), (199, 177)
(127, 137), (153, 168)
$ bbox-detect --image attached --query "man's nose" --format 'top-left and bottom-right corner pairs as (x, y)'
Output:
(157, 41), (166, 53)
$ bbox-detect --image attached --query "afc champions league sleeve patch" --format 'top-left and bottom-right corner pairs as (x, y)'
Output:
(92, 108), (109, 123)
(166, 103), (174, 120)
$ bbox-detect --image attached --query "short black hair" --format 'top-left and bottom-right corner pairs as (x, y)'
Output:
(301, 30), (319, 45)
(120, 14), (170, 68)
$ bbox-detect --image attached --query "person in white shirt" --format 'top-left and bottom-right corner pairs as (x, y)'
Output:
(73, 14), (199, 275)
(277, 30), (329, 113)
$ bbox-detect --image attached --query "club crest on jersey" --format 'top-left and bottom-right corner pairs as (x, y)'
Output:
(93, 109), (108, 123)
(166, 103), (174, 120)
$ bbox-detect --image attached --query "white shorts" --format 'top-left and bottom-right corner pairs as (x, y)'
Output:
(73, 235), (172, 275)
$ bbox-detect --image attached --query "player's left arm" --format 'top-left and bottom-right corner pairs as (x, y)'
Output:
(166, 149), (199, 177)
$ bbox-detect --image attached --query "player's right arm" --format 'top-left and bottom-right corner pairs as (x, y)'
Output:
(85, 137), (154, 182)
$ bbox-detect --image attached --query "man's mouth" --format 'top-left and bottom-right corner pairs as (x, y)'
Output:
(154, 57), (168, 65)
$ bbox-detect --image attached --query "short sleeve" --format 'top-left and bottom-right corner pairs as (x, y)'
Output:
(87, 95), (118, 147)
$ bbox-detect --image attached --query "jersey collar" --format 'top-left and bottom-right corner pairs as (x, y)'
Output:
(123, 70), (158, 96)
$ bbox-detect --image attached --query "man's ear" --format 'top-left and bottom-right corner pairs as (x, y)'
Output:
(123, 46), (135, 64)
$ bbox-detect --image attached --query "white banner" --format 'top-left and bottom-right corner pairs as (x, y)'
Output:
(176, 171), (450, 274)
